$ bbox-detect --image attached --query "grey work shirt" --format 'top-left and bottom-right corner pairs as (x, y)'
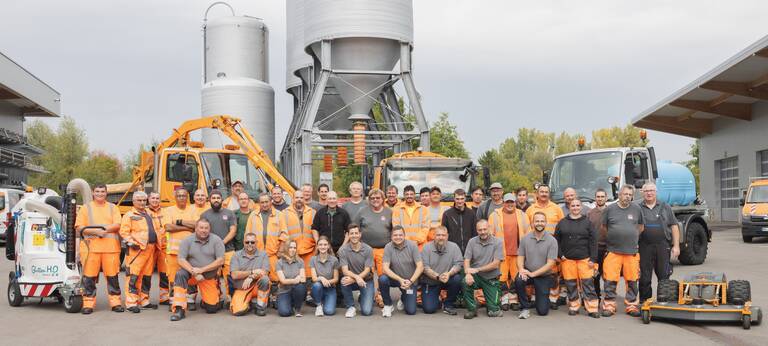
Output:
(178, 233), (225, 279)
(476, 200), (503, 221)
(353, 206), (393, 249)
(309, 201), (325, 212)
(383, 240), (422, 280)
(638, 201), (678, 245)
(337, 242), (374, 280)
(276, 258), (305, 294)
(420, 241), (463, 285)
(464, 235), (504, 280)
(229, 249), (270, 288)
(201, 208), (236, 251)
(310, 255), (339, 281)
(602, 202), (645, 254)
(342, 200), (367, 221)
(518, 232), (558, 274)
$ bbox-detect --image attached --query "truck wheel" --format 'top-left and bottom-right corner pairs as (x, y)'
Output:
(656, 279), (679, 303)
(679, 222), (707, 265)
(727, 280), (751, 305)
(64, 294), (83, 313)
(753, 309), (763, 326)
(742, 235), (753, 243)
(7, 275), (23, 307)
(642, 310), (651, 324)
(742, 314), (751, 330)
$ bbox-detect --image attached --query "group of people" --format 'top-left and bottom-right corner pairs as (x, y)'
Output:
(75, 179), (680, 321)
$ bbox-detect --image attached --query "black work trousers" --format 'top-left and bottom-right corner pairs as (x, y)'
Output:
(593, 245), (606, 298)
(639, 241), (671, 302)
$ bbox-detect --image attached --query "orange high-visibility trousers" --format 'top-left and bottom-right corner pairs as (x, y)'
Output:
(500, 255), (520, 304)
(268, 255), (279, 282)
(561, 258), (598, 313)
(155, 246), (169, 303)
(172, 270), (220, 313)
(221, 251), (234, 299)
(125, 244), (156, 308)
(601, 252), (640, 314)
(166, 254), (198, 304)
(82, 251), (122, 309)
(230, 275), (271, 316)
(300, 252), (313, 277)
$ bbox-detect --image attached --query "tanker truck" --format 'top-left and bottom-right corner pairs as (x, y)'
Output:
(546, 146), (710, 265)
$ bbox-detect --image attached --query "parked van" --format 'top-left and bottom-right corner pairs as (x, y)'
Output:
(0, 188), (26, 245)
(741, 177), (768, 243)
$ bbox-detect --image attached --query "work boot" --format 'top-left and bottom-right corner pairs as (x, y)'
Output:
(557, 296), (567, 306)
(487, 310), (503, 318)
(601, 310), (614, 317)
(589, 312), (601, 319)
(254, 306), (266, 316)
(628, 310), (641, 318)
(549, 302), (559, 310)
(463, 310), (477, 319)
(111, 306), (125, 313)
(188, 302), (197, 311)
(159, 300), (170, 306)
(500, 294), (510, 311)
(306, 295), (317, 308)
(510, 303), (521, 311)
(127, 306), (141, 313)
(170, 309), (185, 322)
(443, 306), (457, 316)
(81, 308), (93, 315)
(568, 310), (578, 316)
(141, 303), (158, 310)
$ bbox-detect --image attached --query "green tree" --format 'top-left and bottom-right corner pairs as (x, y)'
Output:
(686, 140), (700, 194)
(27, 117), (89, 192)
(591, 124), (648, 149)
(76, 151), (125, 186)
(428, 113), (469, 159)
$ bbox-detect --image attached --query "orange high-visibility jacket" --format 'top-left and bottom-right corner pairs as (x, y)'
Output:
(526, 201), (564, 234)
(148, 207), (166, 250)
(163, 204), (198, 255)
(222, 195), (256, 210)
(425, 205), (449, 241)
(75, 201), (122, 253)
(120, 208), (165, 250)
(488, 208), (530, 256)
(285, 205), (317, 256)
(392, 203), (428, 247)
(245, 208), (288, 256)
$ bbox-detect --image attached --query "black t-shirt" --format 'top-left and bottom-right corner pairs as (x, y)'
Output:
(638, 201), (678, 245)
(311, 206), (351, 251)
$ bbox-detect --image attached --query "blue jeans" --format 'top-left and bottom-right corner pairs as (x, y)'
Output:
(515, 274), (554, 316)
(310, 281), (337, 316)
(340, 279), (374, 316)
(421, 274), (462, 314)
(379, 274), (417, 315)
(277, 283), (307, 317)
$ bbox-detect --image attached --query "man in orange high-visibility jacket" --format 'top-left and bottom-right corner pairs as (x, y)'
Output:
(525, 184), (565, 308)
(488, 193), (530, 311)
(245, 193), (288, 283)
(285, 191), (316, 277)
(426, 186), (449, 241)
(147, 192), (169, 305)
(76, 184), (124, 314)
(170, 219), (225, 321)
(120, 191), (165, 313)
(392, 185), (428, 250)
(163, 189), (198, 310)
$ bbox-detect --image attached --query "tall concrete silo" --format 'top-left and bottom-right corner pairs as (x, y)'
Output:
(281, 0), (430, 184)
(201, 3), (276, 159)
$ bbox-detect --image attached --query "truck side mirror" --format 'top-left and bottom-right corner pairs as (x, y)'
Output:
(624, 157), (636, 186)
(740, 198), (745, 206)
(608, 176), (619, 200)
(542, 170), (550, 185)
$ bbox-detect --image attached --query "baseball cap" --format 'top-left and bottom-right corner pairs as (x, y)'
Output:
(503, 193), (515, 202)
(490, 182), (503, 190)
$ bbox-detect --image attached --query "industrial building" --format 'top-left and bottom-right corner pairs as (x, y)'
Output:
(633, 35), (768, 222)
(0, 52), (59, 188)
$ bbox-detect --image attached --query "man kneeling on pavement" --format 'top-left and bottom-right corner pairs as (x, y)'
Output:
(515, 212), (558, 319)
(229, 232), (271, 316)
(171, 219), (225, 321)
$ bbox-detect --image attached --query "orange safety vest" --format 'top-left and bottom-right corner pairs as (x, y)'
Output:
(392, 203), (428, 247)
(75, 201), (122, 253)
(426, 205), (449, 241)
(526, 201), (564, 234)
(120, 208), (165, 250)
(245, 208), (288, 256)
(488, 208), (530, 256)
(148, 207), (166, 250)
(163, 204), (197, 255)
(285, 205), (316, 255)
(222, 195), (256, 211)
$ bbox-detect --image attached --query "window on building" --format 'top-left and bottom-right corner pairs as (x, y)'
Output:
(760, 150), (768, 177)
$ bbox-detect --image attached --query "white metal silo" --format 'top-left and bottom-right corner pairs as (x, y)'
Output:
(201, 3), (275, 160)
(201, 78), (276, 158)
(286, 0), (311, 96)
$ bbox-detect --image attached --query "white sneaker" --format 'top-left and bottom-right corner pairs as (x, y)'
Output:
(382, 305), (393, 317)
(315, 305), (324, 317)
(396, 300), (404, 311)
(519, 309), (531, 319)
(345, 307), (357, 318)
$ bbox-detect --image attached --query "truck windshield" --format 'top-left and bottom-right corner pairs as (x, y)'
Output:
(747, 185), (768, 203)
(386, 169), (472, 199)
(550, 151), (622, 202)
(200, 153), (267, 200)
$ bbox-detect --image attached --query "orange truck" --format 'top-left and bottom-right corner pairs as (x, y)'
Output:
(741, 177), (768, 243)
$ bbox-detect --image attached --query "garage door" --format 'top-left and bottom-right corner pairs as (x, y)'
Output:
(760, 150), (768, 177)
(718, 156), (739, 221)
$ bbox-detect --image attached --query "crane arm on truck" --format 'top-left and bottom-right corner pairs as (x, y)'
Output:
(117, 115), (295, 206)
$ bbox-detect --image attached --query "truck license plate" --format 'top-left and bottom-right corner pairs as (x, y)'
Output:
(32, 233), (46, 246)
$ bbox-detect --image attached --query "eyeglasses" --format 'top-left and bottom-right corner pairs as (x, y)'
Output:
(135, 199), (147, 202)
(244, 241), (256, 245)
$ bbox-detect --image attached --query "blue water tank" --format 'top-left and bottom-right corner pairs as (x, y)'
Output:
(656, 160), (696, 206)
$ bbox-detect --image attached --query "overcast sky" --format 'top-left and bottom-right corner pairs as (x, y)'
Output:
(2, 0), (767, 164)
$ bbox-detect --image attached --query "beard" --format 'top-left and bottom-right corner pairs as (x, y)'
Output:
(534, 225), (545, 232)
(211, 201), (222, 211)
